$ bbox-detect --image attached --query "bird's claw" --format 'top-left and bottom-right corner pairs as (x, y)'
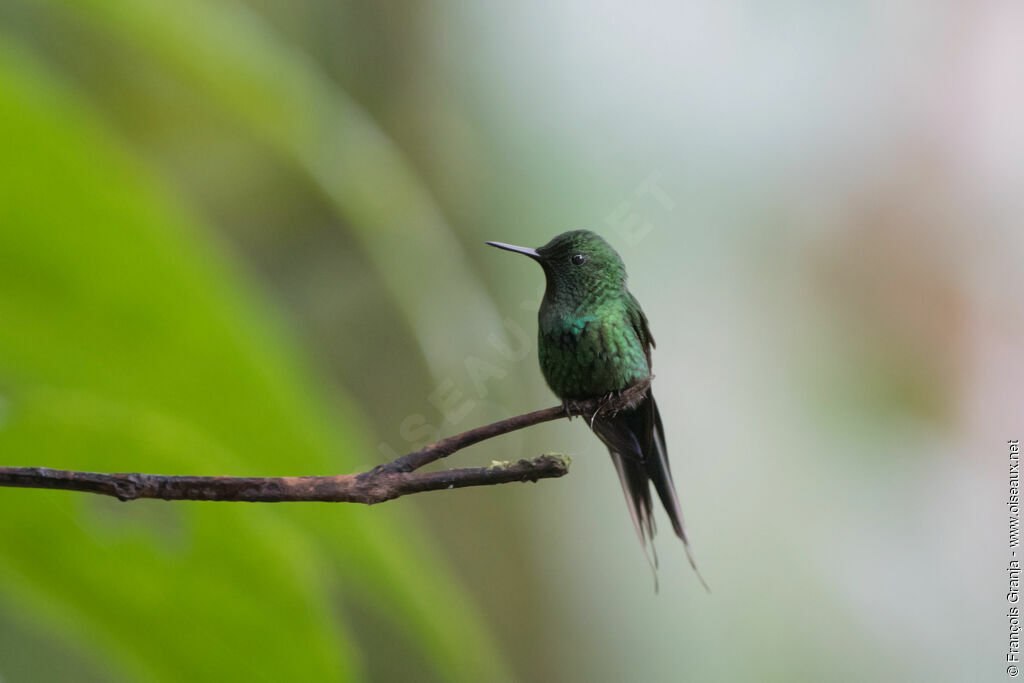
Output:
(589, 391), (620, 428)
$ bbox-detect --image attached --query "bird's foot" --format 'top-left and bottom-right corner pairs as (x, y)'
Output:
(608, 389), (628, 416)
(589, 391), (618, 428)
(562, 399), (574, 420)
(563, 398), (590, 420)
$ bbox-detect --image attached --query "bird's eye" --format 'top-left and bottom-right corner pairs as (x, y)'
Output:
(571, 253), (587, 266)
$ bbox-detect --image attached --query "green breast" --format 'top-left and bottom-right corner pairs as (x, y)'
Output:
(538, 305), (650, 400)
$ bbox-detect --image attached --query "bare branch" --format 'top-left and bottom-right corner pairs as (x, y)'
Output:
(0, 456), (571, 504)
(0, 378), (651, 505)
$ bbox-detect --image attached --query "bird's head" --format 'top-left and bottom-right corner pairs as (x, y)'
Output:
(487, 230), (626, 304)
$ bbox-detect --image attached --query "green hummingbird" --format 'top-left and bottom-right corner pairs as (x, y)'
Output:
(487, 230), (705, 587)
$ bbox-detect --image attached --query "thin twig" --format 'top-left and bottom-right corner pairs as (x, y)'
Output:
(384, 377), (651, 473)
(0, 378), (652, 505)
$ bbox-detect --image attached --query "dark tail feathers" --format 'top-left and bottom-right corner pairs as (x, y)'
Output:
(593, 392), (708, 591)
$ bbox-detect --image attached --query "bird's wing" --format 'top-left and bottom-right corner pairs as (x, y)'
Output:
(626, 291), (655, 369)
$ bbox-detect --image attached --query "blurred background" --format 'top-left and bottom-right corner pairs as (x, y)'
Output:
(0, 1), (1021, 681)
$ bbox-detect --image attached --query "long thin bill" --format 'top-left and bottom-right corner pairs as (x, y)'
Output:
(485, 241), (540, 258)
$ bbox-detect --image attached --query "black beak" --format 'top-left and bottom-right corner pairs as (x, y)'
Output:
(486, 241), (541, 260)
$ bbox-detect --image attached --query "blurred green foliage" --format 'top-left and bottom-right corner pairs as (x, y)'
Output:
(46, 0), (504, 377)
(0, 27), (507, 683)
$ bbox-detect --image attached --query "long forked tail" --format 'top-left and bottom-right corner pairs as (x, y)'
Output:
(595, 393), (709, 592)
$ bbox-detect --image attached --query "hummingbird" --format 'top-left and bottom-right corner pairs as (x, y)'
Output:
(487, 230), (706, 588)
